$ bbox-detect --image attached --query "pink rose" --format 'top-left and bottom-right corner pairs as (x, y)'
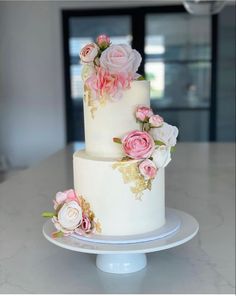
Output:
(150, 122), (179, 147)
(100, 44), (141, 77)
(136, 106), (154, 122)
(139, 159), (157, 179)
(64, 189), (78, 202)
(96, 34), (110, 48)
(80, 43), (99, 64)
(81, 215), (92, 233)
(122, 130), (155, 159)
(149, 114), (164, 127)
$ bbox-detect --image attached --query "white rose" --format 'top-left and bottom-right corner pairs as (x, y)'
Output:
(81, 64), (96, 82)
(100, 44), (141, 76)
(152, 147), (172, 168)
(56, 201), (82, 232)
(150, 122), (179, 147)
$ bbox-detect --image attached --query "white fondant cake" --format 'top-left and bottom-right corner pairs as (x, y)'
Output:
(71, 36), (178, 237)
(84, 80), (150, 158)
(43, 36), (178, 238)
(73, 151), (165, 236)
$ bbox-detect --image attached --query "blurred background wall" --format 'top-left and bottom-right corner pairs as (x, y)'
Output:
(0, 0), (235, 173)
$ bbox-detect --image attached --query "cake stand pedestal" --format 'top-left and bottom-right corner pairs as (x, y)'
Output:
(43, 208), (199, 274)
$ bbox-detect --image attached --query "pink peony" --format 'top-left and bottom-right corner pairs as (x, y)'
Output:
(139, 159), (157, 179)
(122, 130), (155, 159)
(80, 43), (99, 64)
(149, 114), (164, 127)
(96, 34), (110, 48)
(100, 44), (141, 77)
(136, 106), (154, 122)
(81, 215), (92, 233)
(86, 67), (132, 100)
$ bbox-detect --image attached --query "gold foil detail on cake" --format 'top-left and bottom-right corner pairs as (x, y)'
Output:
(78, 195), (102, 234)
(84, 85), (98, 119)
(84, 85), (108, 119)
(112, 160), (152, 200)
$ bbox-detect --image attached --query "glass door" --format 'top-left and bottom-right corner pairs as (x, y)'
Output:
(145, 13), (211, 141)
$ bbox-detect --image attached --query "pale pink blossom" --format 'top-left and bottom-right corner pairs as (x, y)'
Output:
(55, 191), (67, 205)
(139, 159), (157, 179)
(136, 106), (153, 122)
(80, 43), (99, 64)
(122, 130), (155, 159)
(149, 114), (164, 127)
(100, 44), (141, 77)
(96, 34), (110, 48)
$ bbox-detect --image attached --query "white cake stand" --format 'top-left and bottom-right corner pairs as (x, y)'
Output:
(43, 208), (199, 274)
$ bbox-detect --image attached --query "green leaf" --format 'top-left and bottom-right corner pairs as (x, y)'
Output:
(52, 231), (64, 238)
(137, 75), (145, 81)
(143, 122), (151, 132)
(154, 140), (166, 146)
(42, 212), (55, 218)
(171, 146), (176, 153)
(113, 137), (122, 144)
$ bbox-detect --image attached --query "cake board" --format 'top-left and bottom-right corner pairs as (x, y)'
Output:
(42, 208), (199, 274)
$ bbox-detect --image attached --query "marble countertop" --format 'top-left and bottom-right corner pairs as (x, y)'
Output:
(0, 143), (235, 293)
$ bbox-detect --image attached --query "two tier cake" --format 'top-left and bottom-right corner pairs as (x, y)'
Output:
(43, 35), (179, 238)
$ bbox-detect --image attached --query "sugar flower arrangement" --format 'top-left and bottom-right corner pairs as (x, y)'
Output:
(113, 106), (179, 198)
(80, 35), (143, 115)
(42, 189), (101, 238)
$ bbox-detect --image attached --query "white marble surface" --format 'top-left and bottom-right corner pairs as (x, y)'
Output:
(0, 143), (235, 293)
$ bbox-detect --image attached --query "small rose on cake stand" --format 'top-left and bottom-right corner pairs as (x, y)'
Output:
(42, 189), (101, 238)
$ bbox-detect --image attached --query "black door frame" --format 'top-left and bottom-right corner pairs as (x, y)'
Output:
(62, 5), (218, 143)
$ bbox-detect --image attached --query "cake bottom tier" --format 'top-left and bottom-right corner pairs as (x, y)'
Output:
(73, 150), (165, 236)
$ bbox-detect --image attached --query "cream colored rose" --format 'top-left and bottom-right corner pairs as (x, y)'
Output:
(152, 147), (172, 168)
(80, 43), (99, 64)
(150, 122), (179, 147)
(100, 44), (141, 77)
(81, 65), (96, 82)
(53, 201), (82, 233)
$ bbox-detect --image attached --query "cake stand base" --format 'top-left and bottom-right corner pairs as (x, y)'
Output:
(96, 253), (147, 274)
(43, 208), (199, 274)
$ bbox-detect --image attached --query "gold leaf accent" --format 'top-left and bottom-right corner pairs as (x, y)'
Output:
(84, 85), (97, 119)
(112, 160), (153, 200)
(84, 85), (108, 118)
(95, 220), (102, 234)
(78, 195), (102, 234)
